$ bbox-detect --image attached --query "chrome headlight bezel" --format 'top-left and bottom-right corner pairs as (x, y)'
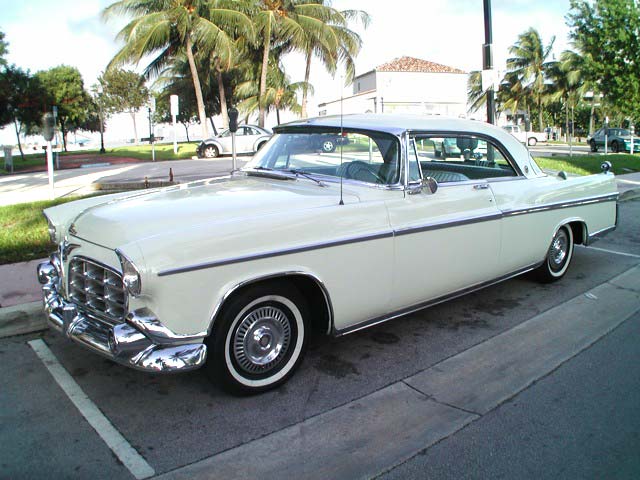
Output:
(116, 249), (142, 297)
(44, 213), (57, 243)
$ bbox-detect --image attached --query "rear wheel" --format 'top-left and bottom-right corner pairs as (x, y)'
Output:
(203, 145), (219, 158)
(611, 141), (619, 153)
(205, 281), (309, 394)
(322, 139), (336, 153)
(528, 137), (537, 147)
(534, 225), (574, 283)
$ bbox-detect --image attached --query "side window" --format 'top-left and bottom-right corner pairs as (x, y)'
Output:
(413, 135), (518, 183)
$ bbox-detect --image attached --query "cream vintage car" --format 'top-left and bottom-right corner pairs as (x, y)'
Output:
(38, 115), (619, 394)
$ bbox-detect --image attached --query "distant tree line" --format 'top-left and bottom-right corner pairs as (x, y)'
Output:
(468, 0), (640, 137)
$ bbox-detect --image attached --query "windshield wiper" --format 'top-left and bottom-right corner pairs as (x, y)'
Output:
(244, 166), (294, 180)
(285, 169), (327, 187)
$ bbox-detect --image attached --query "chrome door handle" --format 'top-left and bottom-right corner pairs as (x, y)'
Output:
(473, 184), (490, 190)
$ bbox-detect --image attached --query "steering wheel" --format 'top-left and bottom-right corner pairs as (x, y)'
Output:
(338, 161), (385, 184)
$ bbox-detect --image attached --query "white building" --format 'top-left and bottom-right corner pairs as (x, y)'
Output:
(318, 56), (469, 118)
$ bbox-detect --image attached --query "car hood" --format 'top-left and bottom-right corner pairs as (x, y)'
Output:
(68, 175), (359, 249)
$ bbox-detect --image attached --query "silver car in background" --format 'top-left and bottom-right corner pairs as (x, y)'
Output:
(197, 125), (272, 158)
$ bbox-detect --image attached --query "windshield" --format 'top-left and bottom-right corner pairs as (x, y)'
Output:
(244, 130), (401, 185)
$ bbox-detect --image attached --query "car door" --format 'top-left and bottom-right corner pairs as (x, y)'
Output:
(385, 135), (503, 312)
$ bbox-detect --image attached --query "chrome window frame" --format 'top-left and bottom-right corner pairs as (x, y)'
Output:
(250, 127), (406, 191)
(406, 130), (525, 181)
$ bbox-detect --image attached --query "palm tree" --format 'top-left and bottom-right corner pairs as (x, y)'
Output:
(507, 28), (556, 131)
(467, 71), (485, 114)
(103, 0), (253, 138)
(296, 3), (370, 118)
(499, 70), (529, 124)
(236, 60), (309, 124)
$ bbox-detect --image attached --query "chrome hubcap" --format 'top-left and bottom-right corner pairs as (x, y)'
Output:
(550, 230), (568, 267)
(323, 141), (334, 151)
(233, 306), (291, 373)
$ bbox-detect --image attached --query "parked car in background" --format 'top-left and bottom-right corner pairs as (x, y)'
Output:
(588, 128), (635, 153)
(197, 125), (272, 158)
(432, 137), (487, 159)
(502, 124), (547, 146)
(38, 114), (618, 395)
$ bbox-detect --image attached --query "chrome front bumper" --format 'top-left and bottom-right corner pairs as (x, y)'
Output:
(37, 260), (207, 373)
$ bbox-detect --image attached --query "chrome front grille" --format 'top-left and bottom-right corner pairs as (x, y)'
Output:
(68, 257), (126, 323)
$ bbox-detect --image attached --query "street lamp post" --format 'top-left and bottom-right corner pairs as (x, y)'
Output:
(483, 0), (495, 125)
(97, 85), (105, 154)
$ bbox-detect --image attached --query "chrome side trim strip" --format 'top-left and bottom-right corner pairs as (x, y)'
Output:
(394, 213), (502, 237)
(158, 192), (618, 277)
(333, 262), (543, 336)
(502, 193), (619, 217)
(158, 231), (394, 277)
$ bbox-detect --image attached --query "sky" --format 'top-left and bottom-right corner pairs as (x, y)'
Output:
(0, 0), (573, 136)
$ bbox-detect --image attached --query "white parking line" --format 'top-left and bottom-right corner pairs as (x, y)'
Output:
(28, 339), (155, 480)
(580, 245), (640, 259)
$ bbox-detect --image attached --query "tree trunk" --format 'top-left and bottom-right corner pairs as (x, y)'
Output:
(186, 34), (209, 139)
(13, 117), (25, 161)
(565, 99), (569, 142)
(589, 98), (596, 135)
(209, 117), (218, 136)
(301, 50), (312, 119)
(538, 96), (544, 132)
(130, 111), (139, 145)
(182, 122), (190, 142)
(217, 68), (229, 128)
(259, 20), (272, 128)
(60, 118), (68, 152)
(276, 107), (281, 125)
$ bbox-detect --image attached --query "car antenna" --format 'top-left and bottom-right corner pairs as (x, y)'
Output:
(339, 75), (344, 206)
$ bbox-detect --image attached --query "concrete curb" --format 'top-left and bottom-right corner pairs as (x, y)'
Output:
(0, 301), (46, 338)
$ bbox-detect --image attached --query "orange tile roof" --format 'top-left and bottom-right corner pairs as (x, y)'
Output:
(376, 56), (466, 74)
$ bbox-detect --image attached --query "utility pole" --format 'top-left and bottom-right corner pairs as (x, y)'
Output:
(483, 0), (495, 124)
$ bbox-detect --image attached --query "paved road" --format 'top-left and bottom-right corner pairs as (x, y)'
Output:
(0, 157), (249, 206)
(1, 199), (638, 479)
(380, 310), (640, 480)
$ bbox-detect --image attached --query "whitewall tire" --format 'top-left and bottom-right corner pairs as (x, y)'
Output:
(206, 282), (308, 394)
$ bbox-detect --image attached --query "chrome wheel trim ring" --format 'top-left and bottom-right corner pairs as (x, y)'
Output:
(549, 229), (568, 269)
(323, 140), (334, 151)
(224, 295), (304, 388)
(232, 305), (291, 373)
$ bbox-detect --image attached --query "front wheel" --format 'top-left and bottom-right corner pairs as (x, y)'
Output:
(590, 140), (598, 152)
(205, 281), (309, 394)
(611, 141), (619, 153)
(534, 225), (574, 283)
(203, 145), (219, 158)
(527, 137), (537, 147)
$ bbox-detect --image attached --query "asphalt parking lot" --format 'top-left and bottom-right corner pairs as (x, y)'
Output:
(1, 199), (639, 479)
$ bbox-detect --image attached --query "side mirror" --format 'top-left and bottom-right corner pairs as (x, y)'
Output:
(407, 177), (438, 195)
(423, 176), (439, 194)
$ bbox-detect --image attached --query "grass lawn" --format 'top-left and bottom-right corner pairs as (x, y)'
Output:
(1, 142), (199, 175)
(534, 154), (640, 176)
(0, 196), (101, 264)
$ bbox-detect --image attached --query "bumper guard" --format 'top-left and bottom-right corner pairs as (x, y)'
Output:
(37, 259), (207, 373)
